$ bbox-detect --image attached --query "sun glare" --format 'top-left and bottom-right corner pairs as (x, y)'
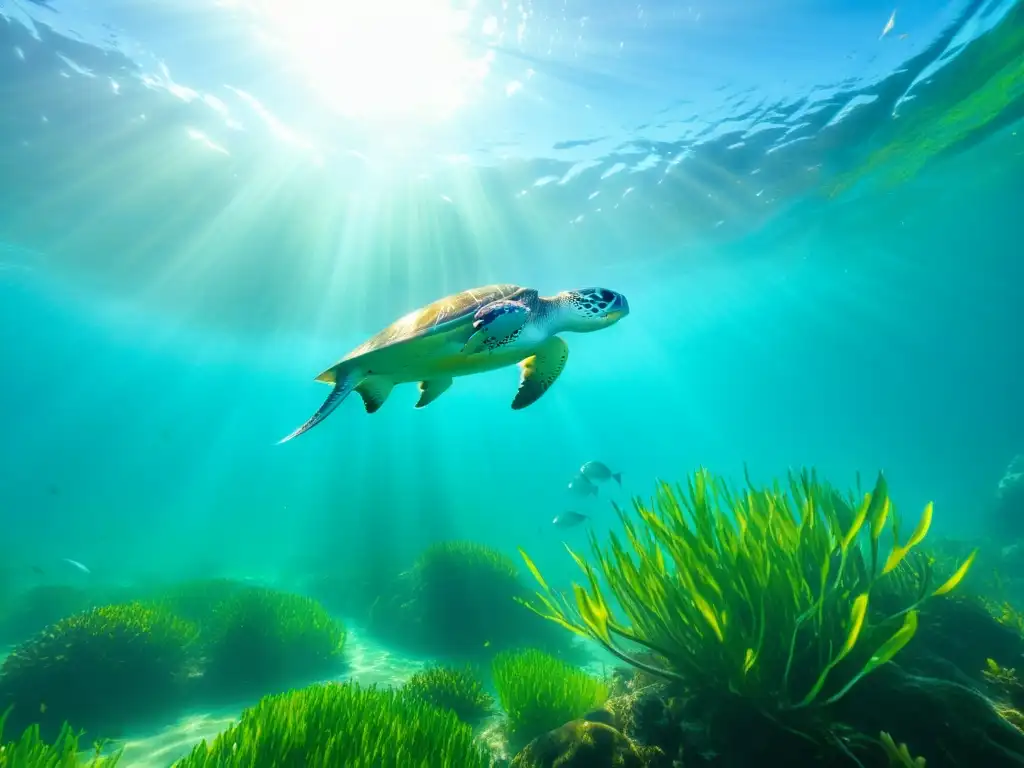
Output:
(245, 0), (492, 123)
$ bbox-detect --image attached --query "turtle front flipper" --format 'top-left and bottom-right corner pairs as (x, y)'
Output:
(512, 336), (569, 410)
(462, 299), (531, 354)
(277, 370), (361, 444)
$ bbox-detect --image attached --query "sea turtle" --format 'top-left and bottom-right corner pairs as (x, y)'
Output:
(277, 284), (629, 444)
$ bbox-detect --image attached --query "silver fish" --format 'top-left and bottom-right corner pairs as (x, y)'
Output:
(62, 558), (91, 574)
(568, 473), (599, 497)
(880, 9), (896, 39)
(580, 461), (622, 486)
(553, 512), (589, 528)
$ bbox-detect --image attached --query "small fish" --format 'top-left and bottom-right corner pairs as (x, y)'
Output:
(553, 511), (590, 528)
(30, 565), (44, 575)
(568, 474), (599, 498)
(880, 9), (896, 39)
(62, 558), (91, 574)
(580, 461), (622, 486)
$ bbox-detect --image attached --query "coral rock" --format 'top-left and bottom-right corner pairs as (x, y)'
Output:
(510, 719), (661, 768)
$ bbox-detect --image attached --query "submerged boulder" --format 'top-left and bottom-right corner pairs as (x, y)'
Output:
(510, 717), (662, 768)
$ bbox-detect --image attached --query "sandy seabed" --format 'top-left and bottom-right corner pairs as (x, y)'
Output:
(99, 627), (430, 768)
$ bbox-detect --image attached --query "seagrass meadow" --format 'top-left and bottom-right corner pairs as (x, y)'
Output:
(3, 468), (1024, 766)
(1, 0), (1023, 765)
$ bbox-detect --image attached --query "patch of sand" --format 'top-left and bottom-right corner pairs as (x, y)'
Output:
(112, 626), (429, 767)
(115, 709), (239, 768)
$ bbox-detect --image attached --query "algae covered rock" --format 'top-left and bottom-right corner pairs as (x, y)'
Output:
(0, 601), (197, 741)
(174, 681), (492, 767)
(511, 719), (659, 768)
(605, 679), (687, 765)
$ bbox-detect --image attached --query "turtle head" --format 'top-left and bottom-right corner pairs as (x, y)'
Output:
(553, 287), (630, 332)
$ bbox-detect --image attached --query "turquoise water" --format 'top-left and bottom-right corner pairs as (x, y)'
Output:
(0, 0), (1023, 764)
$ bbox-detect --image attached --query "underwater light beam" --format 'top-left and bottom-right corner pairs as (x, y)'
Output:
(240, 0), (492, 126)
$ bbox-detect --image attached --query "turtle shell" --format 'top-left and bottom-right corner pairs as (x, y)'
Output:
(339, 283), (528, 363)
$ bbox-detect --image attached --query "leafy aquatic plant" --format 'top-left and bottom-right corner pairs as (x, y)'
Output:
(419, 540), (520, 576)
(174, 682), (491, 767)
(200, 586), (346, 696)
(0, 602), (198, 741)
(880, 731), (926, 767)
(519, 468), (976, 712)
(981, 658), (1024, 732)
(492, 648), (609, 751)
(0, 707), (122, 767)
(404, 665), (494, 726)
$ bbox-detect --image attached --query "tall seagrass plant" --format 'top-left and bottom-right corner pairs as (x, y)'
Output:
(519, 468), (976, 711)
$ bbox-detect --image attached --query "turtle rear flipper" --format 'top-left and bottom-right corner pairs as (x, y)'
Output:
(415, 377), (453, 408)
(355, 377), (394, 413)
(277, 371), (360, 444)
